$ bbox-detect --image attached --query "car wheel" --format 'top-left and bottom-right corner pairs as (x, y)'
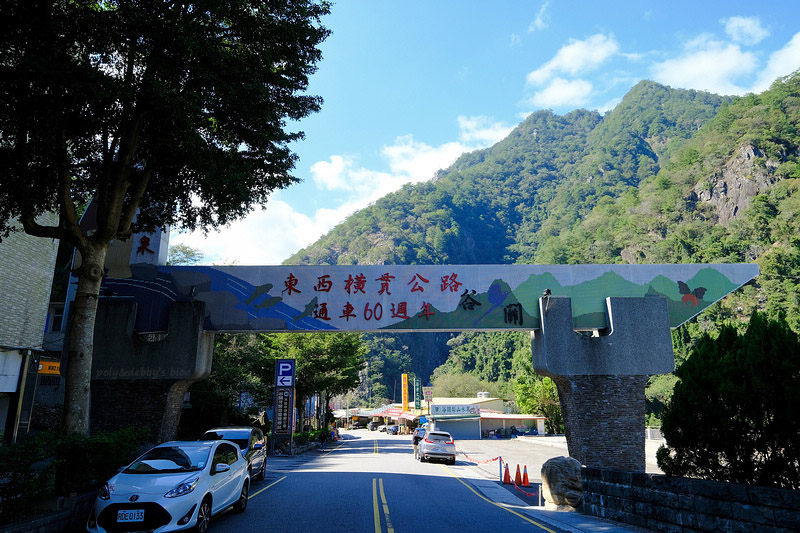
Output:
(233, 480), (249, 513)
(449, 458), (456, 465)
(195, 497), (212, 533)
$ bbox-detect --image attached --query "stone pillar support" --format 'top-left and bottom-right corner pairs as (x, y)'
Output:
(531, 296), (673, 472)
(90, 300), (214, 442)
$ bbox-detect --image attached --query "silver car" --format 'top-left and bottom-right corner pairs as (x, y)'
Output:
(418, 430), (456, 465)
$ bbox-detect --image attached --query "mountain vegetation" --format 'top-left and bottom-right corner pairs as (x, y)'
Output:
(286, 73), (800, 425)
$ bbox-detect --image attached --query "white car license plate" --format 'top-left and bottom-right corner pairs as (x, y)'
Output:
(117, 509), (145, 522)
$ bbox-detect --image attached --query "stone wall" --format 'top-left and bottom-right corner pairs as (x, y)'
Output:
(583, 467), (800, 532)
(553, 374), (647, 472)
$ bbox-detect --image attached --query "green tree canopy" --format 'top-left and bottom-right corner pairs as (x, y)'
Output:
(0, 0), (330, 434)
(167, 243), (206, 266)
(513, 375), (563, 434)
(657, 312), (800, 488)
(182, 332), (366, 435)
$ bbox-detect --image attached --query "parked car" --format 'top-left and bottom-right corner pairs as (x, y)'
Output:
(87, 440), (249, 533)
(351, 421), (367, 429)
(367, 421), (381, 431)
(387, 425), (399, 435)
(418, 430), (456, 465)
(201, 426), (267, 481)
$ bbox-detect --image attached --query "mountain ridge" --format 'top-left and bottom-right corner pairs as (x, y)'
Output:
(285, 74), (800, 406)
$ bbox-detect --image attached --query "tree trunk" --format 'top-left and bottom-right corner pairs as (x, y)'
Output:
(62, 243), (109, 435)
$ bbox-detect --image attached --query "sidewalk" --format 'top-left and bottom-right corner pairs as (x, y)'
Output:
(453, 435), (659, 532)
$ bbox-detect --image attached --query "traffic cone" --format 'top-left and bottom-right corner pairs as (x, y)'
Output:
(514, 464), (522, 485)
(522, 465), (530, 487)
(503, 463), (512, 484)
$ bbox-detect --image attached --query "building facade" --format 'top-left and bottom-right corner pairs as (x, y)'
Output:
(0, 215), (59, 443)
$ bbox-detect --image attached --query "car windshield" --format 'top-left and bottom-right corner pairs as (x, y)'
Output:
(203, 431), (249, 450)
(124, 445), (210, 474)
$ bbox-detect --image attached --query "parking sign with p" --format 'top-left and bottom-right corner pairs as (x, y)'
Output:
(276, 359), (295, 387)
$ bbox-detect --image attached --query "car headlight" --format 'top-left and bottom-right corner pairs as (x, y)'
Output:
(98, 482), (111, 500)
(165, 476), (200, 498)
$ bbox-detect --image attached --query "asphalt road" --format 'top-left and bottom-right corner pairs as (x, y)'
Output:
(207, 429), (648, 533)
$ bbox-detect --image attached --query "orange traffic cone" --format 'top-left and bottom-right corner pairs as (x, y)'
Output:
(503, 463), (512, 484)
(514, 464), (522, 485)
(522, 465), (530, 487)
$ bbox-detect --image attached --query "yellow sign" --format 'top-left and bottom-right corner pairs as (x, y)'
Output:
(402, 373), (409, 412)
(38, 361), (61, 375)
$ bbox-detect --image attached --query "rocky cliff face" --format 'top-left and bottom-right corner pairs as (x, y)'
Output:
(692, 144), (779, 224)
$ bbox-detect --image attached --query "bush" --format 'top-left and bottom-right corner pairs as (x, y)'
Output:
(0, 427), (150, 523)
(657, 312), (800, 488)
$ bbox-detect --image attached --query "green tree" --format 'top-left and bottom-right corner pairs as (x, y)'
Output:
(657, 312), (800, 488)
(0, 1), (330, 434)
(167, 243), (206, 266)
(181, 334), (279, 437)
(281, 332), (367, 427)
(513, 375), (563, 434)
(431, 371), (501, 398)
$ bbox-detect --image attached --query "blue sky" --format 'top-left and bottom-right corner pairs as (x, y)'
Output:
(172, 1), (800, 265)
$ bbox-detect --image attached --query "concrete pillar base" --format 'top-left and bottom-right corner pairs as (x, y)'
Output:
(90, 300), (214, 441)
(531, 296), (673, 473)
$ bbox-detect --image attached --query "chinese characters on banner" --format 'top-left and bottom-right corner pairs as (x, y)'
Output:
(140, 263), (759, 332)
(236, 266), (532, 331)
(431, 404), (481, 416)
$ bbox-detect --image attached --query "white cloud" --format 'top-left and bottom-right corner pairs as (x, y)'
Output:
(598, 96), (622, 113)
(751, 32), (800, 92)
(650, 35), (757, 95)
(530, 78), (593, 108)
(722, 16), (769, 45)
(172, 116), (513, 264)
(527, 34), (620, 86)
(169, 195), (347, 265)
(311, 155), (396, 197)
(457, 115), (515, 144)
(310, 155), (348, 190)
(528, 1), (549, 33)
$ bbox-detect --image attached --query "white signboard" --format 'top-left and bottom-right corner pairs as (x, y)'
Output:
(431, 404), (480, 416)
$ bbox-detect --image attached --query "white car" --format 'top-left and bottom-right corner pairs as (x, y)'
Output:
(418, 430), (456, 465)
(86, 440), (250, 533)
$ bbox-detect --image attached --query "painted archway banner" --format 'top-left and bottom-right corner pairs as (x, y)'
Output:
(99, 263), (759, 333)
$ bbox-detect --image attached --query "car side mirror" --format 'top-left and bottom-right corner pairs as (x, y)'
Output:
(214, 463), (231, 474)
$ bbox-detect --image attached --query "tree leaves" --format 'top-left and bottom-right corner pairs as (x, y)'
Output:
(658, 312), (800, 488)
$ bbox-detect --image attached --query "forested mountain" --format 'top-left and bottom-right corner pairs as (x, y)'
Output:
(286, 74), (800, 412)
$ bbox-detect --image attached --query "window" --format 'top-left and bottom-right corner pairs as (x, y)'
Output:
(213, 443), (238, 469)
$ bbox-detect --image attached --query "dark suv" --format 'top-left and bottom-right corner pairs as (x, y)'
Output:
(202, 426), (267, 480)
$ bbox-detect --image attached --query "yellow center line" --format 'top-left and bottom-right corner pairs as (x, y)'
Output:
(439, 465), (556, 532)
(372, 477), (394, 533)
(249, 475), (286, 499)
(378, 478), (394, 533)
(372, 478), (381, 533)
